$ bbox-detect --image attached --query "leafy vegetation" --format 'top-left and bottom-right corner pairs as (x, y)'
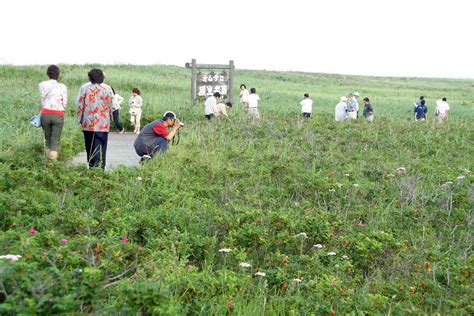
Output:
(0, 65), (473, 314)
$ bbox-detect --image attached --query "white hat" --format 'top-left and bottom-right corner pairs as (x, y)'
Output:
(340, 96), (347, 102)
(353, 92), (360, 96)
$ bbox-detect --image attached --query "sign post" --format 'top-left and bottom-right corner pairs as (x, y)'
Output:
(185, 59), (234, 104)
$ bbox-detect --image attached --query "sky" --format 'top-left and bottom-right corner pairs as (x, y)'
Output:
(0, 0), (472, 78)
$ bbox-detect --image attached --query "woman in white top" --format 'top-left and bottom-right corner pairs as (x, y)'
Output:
(38, 65), (67, 159)
(239, 84), (249, 108)
(129, 87), (143, 134)
(111, 87), (125, 133)
(300, 93), (313, 118)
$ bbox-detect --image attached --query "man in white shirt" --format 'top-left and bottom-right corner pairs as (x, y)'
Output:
(335, 96), (348, 122)
(204, 92), (220, 120)
(247, 88), (260, 120)
(435, 97), (450, 121)
(300, 93), (313, 118)
(214, 102), (233, 120)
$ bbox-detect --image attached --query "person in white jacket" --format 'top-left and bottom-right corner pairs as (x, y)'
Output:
(129, 87), (143, 134)
(204, 92), (221, 120)
(111, 87), (124, 133)
(335, 96), (348, 122)
(300, 93), (313, 118)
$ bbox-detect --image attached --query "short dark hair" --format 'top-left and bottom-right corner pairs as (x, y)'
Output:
(442, 97), (447, 101)
(250, 88), (256, 94)
(304, 93), (309, 98)
(420, 96), (425, 100)
(47, 65), (60, 80)
(213, 92), (221, 98)
(88, 69), (104, 84)
(363, 97), (370, 102)
(240, 84), (246, 89)
(132, 87), (141, 95)
(225, 101), (233, 107)
(162, 112), (176, 121)
(421, 99), (426, 105)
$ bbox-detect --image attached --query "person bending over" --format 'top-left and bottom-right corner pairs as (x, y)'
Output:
(133, 111), (182, 161)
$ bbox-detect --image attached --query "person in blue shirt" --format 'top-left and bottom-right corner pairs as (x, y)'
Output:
(415, 99), (428, 121)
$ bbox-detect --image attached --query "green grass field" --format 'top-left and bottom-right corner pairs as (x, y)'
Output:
(0, 65), (473, 314)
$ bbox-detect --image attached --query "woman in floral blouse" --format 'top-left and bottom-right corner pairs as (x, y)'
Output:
(76, 68), (114, 169)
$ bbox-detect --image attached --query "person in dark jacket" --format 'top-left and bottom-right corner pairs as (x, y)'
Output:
(415, 99), (428, 121)
(362, 97), (374, 122)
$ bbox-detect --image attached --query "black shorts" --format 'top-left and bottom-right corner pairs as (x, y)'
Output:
(303, 112), (311, 118)
(205, 114), (214, 120)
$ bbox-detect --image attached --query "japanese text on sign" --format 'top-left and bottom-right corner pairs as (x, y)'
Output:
(197, 71), (229, 97)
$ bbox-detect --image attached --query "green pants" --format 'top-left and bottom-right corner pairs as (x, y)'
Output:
(41, 114), (64, 151)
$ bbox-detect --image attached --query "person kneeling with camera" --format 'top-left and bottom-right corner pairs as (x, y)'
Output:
(133, 111), (183, 161)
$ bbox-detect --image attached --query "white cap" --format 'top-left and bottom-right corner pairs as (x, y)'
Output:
(340, 96), (347, 102)
(353, 92), (360, 96)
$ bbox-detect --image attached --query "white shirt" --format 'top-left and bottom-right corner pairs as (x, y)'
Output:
(112, 94), (124, 110)
(335, 102), (347, 121)
(248, 93), (260, 108)
(240, 89), (249, 103)
(204, 96), (217, 115)
(129, 95), (143, 113)
(39, 79), (67, 111)
(300, 98), (313, 113)
(435, 100), (450, 114)
(354, 98), (359, 112)
(215, 103), (229, 118)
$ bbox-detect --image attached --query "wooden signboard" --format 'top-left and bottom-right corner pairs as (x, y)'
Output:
(185, 59), (234, 104)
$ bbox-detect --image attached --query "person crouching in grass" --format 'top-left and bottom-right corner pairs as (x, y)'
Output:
(133, 111), (182, 161)
(214, 101), (233, 121)
(39, 65), (68, 160)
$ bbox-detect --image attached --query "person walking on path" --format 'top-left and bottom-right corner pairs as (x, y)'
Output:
(76, 68), (114, 169)
(129, 88), (143, 134)
(362, 97), (374, 122)
(111, 87), (125, 133)
(239, 84), (249, 108)
(435, 97), (450, 121)
(133, 111), (182, 161)
(335, 96), (348, 122)
(204, 92), (221, 120)
(414, 99), (428, 121)
(247, 88), (261, 121)
(300, 93), (313, 118)
(39, 65), (68, 160)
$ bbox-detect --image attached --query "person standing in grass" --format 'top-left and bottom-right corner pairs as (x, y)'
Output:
(129, 88), (143, 134)
(413, 96), (424, 118)
(363, 97), (374, 122)
(239, 84), (249, 108)
(111, 87), (125, 133)
(435, 97), (450, 121)
(39, 65), (68, 160)
(335, 96), (348, 121)
(353, 92), (360, 118)
(133, 111), (182, 161)
(346, 93), (357, 119)
(414, 99), (428, 121)
(204, 92), (220, 120)
(76, 68), (114, 169)
(300, 93), (313, 118)
(214, 101), (233, 121)
(247, 88), (261, 120)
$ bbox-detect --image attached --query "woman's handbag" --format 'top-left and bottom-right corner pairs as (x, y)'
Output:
(30, 113), (42, 128)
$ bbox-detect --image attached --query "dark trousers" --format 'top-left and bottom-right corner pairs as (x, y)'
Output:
(112, 110), (123, 132)
(302, 112), (311, 118)
(205, 114), (214, 120)
(83, 131), (108, 169)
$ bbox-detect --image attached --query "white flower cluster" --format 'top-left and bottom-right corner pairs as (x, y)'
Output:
(296, 232), (308, 238)
(255, 272), (266, 277)
(239, 262), (251, 268)
(0, 254), (22, 261)
(218, 248), (232, 253)
(313, 244), (323, 249)
(327, 252), (337, 256)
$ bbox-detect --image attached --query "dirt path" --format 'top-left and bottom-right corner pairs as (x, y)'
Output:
(72, 133), (140, 170)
